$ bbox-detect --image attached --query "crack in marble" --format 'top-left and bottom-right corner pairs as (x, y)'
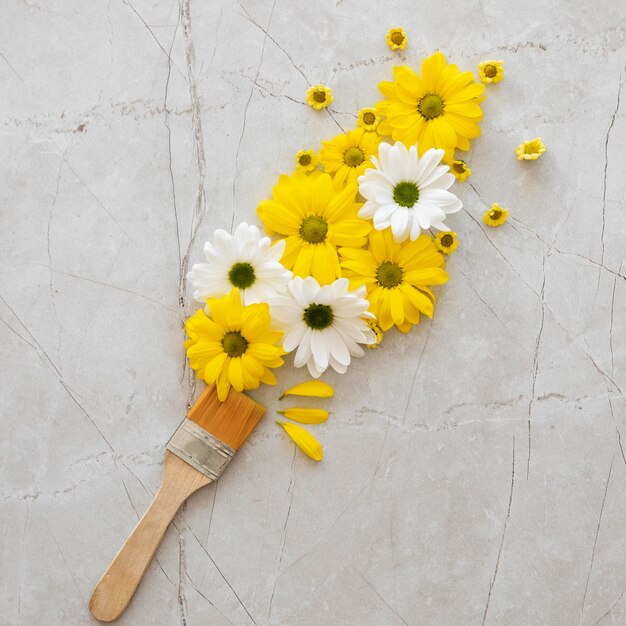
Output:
(527, 252), (547, 479)
(351, 566), (409, 626)
(165, 7), (182, 273)
(182, 518), (258, 625)
(231, 0), (277, 231)
(236, 0), (345, 133)
(267, 446), (297, 624)
(482, 436), (515, 626)
(122, 0), (188, 82)
(598, 75), (623, 285)
(579, 455), (614, 624)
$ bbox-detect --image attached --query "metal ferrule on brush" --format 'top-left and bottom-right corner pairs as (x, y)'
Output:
(166, 419), (236, 481)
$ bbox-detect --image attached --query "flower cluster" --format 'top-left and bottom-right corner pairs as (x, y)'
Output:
(184, 43), (546, 459)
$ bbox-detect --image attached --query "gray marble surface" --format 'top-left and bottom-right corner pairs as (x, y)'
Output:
(1, 1), (625, 624)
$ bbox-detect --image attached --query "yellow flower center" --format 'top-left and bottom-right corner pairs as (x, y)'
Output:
(489, 209), (502, 220)
(221, 331), (248, 358)
(344, 146), (365, 167)
(391, 31), (404, 45)
(362, 111), (376, 125)
(525, 142), (540, 154)
(303, 303), (334, 330)
(440, 234), (454, 247)
(484, 64), (498, 78)
(299, 215), (329, 244)
(418, 93), (445, 120)
(299, 153), (312, 166)
(313, 89), (327, 103)
(228, 262), (256, 289)
(393, 181), (419, 207)
(453, 162), (466, 174)
(376, 261), (403, 288)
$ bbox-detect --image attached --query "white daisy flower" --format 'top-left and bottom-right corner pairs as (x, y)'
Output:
(358, 141), (462, 242)
(187, 222), (292, 306)
(270, 276), (376, 378)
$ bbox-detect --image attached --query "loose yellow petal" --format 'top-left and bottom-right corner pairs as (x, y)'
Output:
(277, 408), (329, 424)
(276, 421), (323, 461)
(279, 380), (335, 400)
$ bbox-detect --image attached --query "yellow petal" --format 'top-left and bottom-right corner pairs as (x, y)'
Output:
(276, 421), (323, 461)
(277, 408), (329, 424)
(279, 380), (334, 400)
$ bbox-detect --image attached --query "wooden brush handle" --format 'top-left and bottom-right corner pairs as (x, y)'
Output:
(89, 451), (211, 622)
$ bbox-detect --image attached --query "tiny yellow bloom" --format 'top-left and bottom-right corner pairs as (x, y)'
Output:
(386, 27), (407, 51)
(449, 159), (472, 182)
(279, 380), (334, 400)
(478, 60), (504, 84)
(516, 137), (546, 161)
(276, 421), (323, 461)
(366, 319), (383, 349)
(357, 107), (382, 133)
(277, 408), (329, 424)
(295, 149), (318, 173)
(435, 231), (459, 255)
(483, 203), (508, 227)
(319, 127), (381, 186)
(306, 84), (333, 111)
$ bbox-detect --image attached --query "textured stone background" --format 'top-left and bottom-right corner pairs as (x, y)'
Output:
(1, 1), (625, 624)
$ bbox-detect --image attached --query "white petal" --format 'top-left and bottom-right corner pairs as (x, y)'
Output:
(310, 330), (330, 371)
(294, 328), (313, 367)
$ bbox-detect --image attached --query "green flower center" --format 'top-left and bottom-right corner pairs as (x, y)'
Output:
(417, 93), (445, 120)
(489, 209), (502, 220)
(221, 331), (248, 358)
(484, 64), (497, 78)
(313, 90), (327, 103)
(303, 303), (334, 330)
(228, 262), (256, 289)
(363, 111), (376, 125)
(440, 234), (454, 247)
(344, 146), (365, 167)
(299, 153), (312, 166)
(393, 181), (420, 207)
(453, 162), (466, 173)
(376, 261), (403, 288)
(299, 215), (329, 244)
(391, 31), (405, 45)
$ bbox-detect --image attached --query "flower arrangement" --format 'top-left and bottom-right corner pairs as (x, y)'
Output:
(184, 39), (546, 461)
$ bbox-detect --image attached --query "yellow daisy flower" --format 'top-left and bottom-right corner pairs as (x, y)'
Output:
(516, 137), (546, 161)
(319, 128), (380, 186)
(295, 149), (318, 173)
(449, 159), (472, 182)
(306, 84), (333, 111)
(340, 228), (448, 333)
(377, 51), (485, 161)
(185, 289), (285, 401)
(386, 27), (408, 51)
(257, 171), (371, 285)
(483, 203), (508, 227)
(435, 231), (459, 254)
(357, 107), (382, 132)
(478, 60), (504, 84)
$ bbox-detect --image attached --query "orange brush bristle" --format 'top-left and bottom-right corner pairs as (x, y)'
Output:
(187, 385), (266, 450)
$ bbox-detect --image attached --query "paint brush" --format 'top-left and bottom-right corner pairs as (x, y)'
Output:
(89, 384), (265, 622)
